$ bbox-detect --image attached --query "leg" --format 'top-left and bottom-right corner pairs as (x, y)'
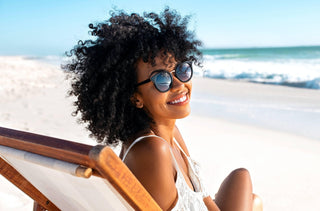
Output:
(215, 168), (253, 211)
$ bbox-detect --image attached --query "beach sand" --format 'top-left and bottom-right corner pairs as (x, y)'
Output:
(1, 56), (320, 210)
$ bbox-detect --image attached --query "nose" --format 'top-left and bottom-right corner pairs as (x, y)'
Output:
(171, 75), (185, 91)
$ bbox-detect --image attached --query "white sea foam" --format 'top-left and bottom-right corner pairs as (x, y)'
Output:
(199, 54), (320, 89)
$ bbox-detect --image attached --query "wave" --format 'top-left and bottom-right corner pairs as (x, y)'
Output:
(198, 56), (320, 89)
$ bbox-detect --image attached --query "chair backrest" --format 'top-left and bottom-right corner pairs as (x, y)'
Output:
(0, 127), (161, 211)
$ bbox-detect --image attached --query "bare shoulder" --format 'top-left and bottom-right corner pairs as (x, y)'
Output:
(123, 136), (177, 210)
(123, 136), (173, 168)
(174, 125), (190, 156)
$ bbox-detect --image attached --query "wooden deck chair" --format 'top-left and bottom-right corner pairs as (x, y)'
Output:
(0, 126), (161, 211)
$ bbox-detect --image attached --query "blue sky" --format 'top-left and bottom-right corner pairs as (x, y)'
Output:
(1, 0), (320, 56)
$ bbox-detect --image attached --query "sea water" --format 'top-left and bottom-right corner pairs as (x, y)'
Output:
(198, 46), (320, 89)
(191, 46), (320, 140)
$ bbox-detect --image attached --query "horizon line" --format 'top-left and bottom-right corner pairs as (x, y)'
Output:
(1, 44), (320, 57)
(201, 44), (320, 50)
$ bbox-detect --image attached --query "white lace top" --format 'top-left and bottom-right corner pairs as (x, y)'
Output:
(122, 135), (209, 211)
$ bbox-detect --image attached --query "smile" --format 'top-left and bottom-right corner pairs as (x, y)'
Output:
(167, 94), (189, 105)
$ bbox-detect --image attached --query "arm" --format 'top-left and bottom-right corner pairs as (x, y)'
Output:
(123, 137), (178, 210)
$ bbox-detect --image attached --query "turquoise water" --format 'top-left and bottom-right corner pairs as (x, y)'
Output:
(200, 46), (320, 89)
(202, 46), (320, 61)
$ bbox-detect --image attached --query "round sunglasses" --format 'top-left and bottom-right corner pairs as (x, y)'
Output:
(136, 61), (193, 92)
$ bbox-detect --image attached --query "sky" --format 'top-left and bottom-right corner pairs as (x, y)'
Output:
(1, 0), (320, 56)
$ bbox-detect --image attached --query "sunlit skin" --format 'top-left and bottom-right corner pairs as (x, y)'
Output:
(133, 54), (192, 140)
(119, 52), (263, 211)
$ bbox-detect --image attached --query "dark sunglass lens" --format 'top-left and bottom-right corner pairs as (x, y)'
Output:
(176, 62), (192, 82)
(153, 71), (172, 92)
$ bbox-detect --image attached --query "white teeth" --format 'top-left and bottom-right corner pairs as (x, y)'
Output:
(169, 95), (187, 104)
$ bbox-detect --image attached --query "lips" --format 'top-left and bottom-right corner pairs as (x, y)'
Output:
(167, 92), (189, 105)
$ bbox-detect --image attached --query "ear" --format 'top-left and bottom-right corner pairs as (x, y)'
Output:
(130, 93), (144, 108)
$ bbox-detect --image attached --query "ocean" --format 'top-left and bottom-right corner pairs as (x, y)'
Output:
(189, 46), (320, 140)
(26, 46), (320, 89)
(199, 46), (320, 89)
(22, 46), (320, 90)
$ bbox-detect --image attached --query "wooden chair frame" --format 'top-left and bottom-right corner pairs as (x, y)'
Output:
(0, 127), (161, 211)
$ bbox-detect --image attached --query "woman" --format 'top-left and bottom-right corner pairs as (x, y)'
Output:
(64, 8), (262, 211)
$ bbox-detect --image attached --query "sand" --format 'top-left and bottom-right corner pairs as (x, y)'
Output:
(1, 56), (320, 210)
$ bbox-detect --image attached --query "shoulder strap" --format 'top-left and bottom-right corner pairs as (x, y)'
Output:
(173, 138), (188, 158)
(122, 135), (157, 161)
(121, 135), (181, 173)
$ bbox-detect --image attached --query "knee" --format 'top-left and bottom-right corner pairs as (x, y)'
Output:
(229, 168), (251, 180)
(215, 168), (255, 210)
(226, 168), (252, 188)
(218, 168), (253, 193)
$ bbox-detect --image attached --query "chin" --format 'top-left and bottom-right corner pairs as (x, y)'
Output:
(173, 106), (191, 119)
(176, 114), (190, 120)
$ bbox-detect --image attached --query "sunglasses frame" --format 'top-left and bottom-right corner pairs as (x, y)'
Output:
(136, 61), (193, 93)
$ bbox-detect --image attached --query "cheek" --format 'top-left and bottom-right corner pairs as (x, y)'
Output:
(146, 93), (168, 109)
(142, 90), (169, 114)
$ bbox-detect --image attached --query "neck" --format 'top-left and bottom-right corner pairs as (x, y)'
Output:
(150, 119), (176, 146)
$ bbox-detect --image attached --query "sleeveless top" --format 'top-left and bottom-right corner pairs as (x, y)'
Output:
(122, 135), (209, 211)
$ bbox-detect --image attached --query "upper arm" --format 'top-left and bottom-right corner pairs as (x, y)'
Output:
(123, 138), (178, 210)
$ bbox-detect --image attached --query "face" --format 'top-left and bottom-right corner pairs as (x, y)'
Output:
(133, 53), (192, 123)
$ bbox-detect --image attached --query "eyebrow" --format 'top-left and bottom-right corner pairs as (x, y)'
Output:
(148, 69), (165, 77)
(148, 63), (178, 77)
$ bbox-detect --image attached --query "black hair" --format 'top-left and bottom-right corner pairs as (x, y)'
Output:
(63, 8), (202, 146)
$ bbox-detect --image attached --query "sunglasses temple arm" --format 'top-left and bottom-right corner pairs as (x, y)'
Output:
(136, 79), (151, 87)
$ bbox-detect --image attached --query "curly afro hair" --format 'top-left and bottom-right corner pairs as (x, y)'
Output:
(63, 8), (202, 146)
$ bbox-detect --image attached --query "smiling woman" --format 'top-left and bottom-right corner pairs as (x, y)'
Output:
(63, 8), (262, 211)
(63, 8), (202, 145)
(133, 55), (192, 121)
